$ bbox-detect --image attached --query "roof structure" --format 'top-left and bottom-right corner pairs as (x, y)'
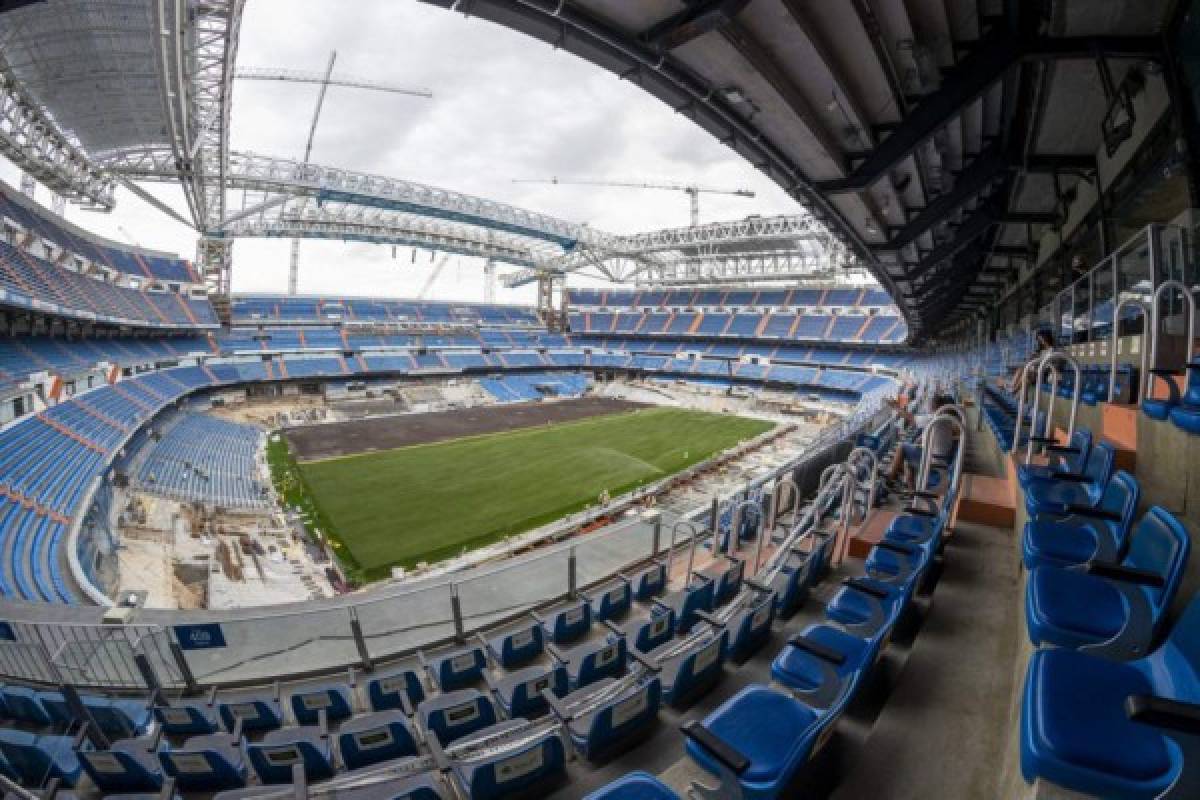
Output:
(416, 0), (1173, 337)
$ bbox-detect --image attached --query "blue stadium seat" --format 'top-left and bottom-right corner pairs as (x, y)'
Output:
(245, 725), (335, 784)
(536, 599), (593, 645)
(1142, 369), (1182, 420)
(823, 576), (909, 641)
(547, 676), (662, 761)
(486, 663), (569, 718)
(584, 772), (680, 799)
(550, 635), (628, 689)
(725, 586), (776, 662)
(1168, 360), (1200, 434)
(621, 607), (676, 655)
(449, 726), (566, 800)
(1022, 471), (1140, 570)
(771, 623), (880, 711)
(38, 692), (154, 741)
(629, 562), (667, 602)
(485, 620), (545, 668)
(1026, 507), (1190, 658)
(335, 710), (418, 771)
(422, 645), (487, 692)
(418, 689), (497, 747)
(682, 683), (841, 800)
(0, 729), (86, 787)
(1021, 593), (1200, 798)
(288, 682), (355, 726)
(365, 666), (425, 712)
(0, 686), (54, 725)
(655, 575), (716, 635)
(589, 577), (633, 622)
(158, 732), (247, 791)
(78, 737), (164, 793)
(1023, 443), (1116, 516)
(153, 700), (219, 736)
(216, 692), (283, 733)
(1017, 429), (1092, 487)
(649, 624), (728, 708)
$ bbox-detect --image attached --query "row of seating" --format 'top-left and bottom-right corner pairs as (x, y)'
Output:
(231, 296), (540, 327)
(136, 412), (269, 509)
(567, 310), (906, 344)
(0, 186), (197, 285)
(1143, 358), (1200, 435)
(478, 372), (589, 403)
(566, 286), (896, 310)
(1013, 430), (1200, 798)
(0, 241), (218, 331)
(0, 335), (211, 392)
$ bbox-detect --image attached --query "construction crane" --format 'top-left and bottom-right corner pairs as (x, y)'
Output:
(512, 178), (755, 227)
(236, 55), (432, 295)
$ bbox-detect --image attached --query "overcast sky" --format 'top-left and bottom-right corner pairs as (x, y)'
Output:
(1, 0), (803, 304)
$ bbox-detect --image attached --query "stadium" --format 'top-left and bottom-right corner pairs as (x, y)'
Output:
(0, 0), (1197, 798)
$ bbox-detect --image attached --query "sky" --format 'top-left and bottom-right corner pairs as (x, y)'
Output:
(0, 0), (803, 305)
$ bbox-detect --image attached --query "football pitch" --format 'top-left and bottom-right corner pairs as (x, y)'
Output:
(277, 407), (773, 581)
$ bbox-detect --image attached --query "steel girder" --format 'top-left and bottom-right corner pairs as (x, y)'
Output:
(0, 63), (114, 208)
(222, 212), (546, 268)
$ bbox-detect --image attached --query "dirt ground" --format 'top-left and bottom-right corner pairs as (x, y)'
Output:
(283, 396), (647, 461)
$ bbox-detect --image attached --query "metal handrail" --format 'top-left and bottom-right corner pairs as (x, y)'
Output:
(916, 412), (966, 494)
(1026, 352), (1081, 463)
(1109, 298), (1151, 403)
(1150, 279), (1197, 368)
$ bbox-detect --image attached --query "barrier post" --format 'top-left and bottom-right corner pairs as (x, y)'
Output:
(167, 637), (197, 695)
(567, 546), (577, 599)
(450, 584), (464, 643)
(649, 511), (663, 557)
(349, 609), (373, 672)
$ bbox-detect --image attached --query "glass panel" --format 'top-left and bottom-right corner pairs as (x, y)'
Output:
(1072, 275), (1091, 344)
(356, 583), (457, 662)
(456, 549), (570, 633)
(1057, 288), (1073, 345)
(178, 607), (360, 685)
(1115, 227), (1154, 338)
(1091, 258), (1116, 342)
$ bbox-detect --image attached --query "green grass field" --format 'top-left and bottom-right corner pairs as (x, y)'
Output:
(276, 407), (772, 582)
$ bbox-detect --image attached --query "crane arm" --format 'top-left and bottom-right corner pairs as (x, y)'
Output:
(512, 177), (754, 197)
(236, 67), (433, 98)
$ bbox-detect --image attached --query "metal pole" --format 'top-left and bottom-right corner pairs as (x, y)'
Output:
(349, 609), (373, 672)
(755, 490), (775, 576)
(450, 584), (464, 643)
(567, 546), (577, 599)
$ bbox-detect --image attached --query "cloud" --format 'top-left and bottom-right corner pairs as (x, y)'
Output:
(6, 0), (802, 303)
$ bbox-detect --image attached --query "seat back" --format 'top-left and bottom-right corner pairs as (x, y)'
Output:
(676, 579), (716, 634)
(632, 609), (675, 654)
(217, 697), (281, 733)
(289, 685), (353, 726)
(493, 622), (545, 668)
(247, 733), (333, 784)
(421, 691), (497, 746)
(1096, 471), (1141, 550)
(1126, 506), (1191, 619)
(336, 713), (418, 770)
(547, 600), (592, 644)
(1059, 429), (1093, 472)
(668, 631), (728, 702)
(458, 730), (566, 800)
(366, 668), (424, 712)
(633, 563), (666, 601)
(508, 666), (568, 717)
(576, 637), (628, 688)
(1150, 593), (1200, 704)
(593, 581), (633, 621)
(158, 736), (245, 791)
(1082, 443), (1116, 488)
(79, 747), (162, 793)
(0, 730), (75, 787)
(729, 593), (775, 659)
(1185, 361), (1200, 406)
(431, 646), (487, 691)
(0, 687), (51, 725)
(154, 703), (217, 736)
(583, 678), (662, 753)
(713, 559), (744, 606)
